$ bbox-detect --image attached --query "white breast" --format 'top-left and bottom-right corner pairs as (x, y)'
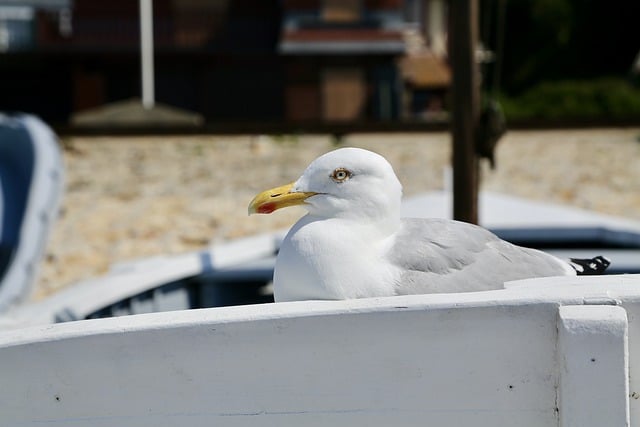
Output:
(273, 215), (399, 302)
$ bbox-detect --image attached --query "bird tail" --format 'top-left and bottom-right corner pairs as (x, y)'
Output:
(569, 256), (611, 275)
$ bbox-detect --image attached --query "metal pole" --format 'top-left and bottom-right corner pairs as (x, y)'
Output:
(140, 0), (155, 109)
(450, 0), (480, 224)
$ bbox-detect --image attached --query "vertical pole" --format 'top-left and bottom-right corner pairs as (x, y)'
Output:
(450, 0), (480, 224)
(140, 0), (155, 109)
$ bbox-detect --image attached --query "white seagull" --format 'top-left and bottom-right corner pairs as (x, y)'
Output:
(248, 147), (610, 302)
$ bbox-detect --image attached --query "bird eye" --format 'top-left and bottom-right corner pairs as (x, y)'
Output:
(330, 168), (352, 182)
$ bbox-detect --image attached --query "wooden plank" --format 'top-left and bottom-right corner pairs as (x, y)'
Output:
(557, 305), (630, 427)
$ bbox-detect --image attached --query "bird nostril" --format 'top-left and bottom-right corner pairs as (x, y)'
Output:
(271, 193), (281, 198)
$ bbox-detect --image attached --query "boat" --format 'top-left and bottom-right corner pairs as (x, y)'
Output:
(1, 275), (639, 426)
(0, 113), (63, 316)
(2, 188), (639, 330)
(1, 114), (640, 426)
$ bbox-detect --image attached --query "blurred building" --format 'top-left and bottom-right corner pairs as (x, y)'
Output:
(0, 0), (451, 128)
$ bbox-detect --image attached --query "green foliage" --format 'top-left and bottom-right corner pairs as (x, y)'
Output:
(497, 2), (638, 93)
(530, 0), (574, 46)
(498, 78), (640, 121)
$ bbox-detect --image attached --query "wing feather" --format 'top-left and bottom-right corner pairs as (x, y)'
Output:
(387, 218), (571, 294)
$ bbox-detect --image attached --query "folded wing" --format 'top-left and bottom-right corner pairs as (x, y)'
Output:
(388, 218), (574, 294)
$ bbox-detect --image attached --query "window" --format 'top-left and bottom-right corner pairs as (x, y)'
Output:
(322, 0), (361, 22)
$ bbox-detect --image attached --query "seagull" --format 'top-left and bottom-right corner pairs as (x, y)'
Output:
(248, 148), (610, 302)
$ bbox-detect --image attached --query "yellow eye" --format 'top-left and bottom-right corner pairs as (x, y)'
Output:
(331, 168), (352, 182)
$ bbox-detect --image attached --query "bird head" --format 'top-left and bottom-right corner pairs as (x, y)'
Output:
(248, 147), (403, 221)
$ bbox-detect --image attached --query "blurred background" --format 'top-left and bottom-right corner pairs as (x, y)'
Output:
(0, 0), (639, 299)
(1, 0), (639, 127)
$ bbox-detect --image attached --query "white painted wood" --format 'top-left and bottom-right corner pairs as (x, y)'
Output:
(1, 276), (640, 426)
(0, 300), (560, 426)
(507, 276), (640, 426)
(558, 305), (629, 427)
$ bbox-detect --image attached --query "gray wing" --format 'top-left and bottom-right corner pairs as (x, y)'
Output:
(387, 218), (572, 294)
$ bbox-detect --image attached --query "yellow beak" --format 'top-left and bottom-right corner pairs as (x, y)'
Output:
(248, 182), (318, 215)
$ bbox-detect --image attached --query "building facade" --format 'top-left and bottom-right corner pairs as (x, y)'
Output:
(0, 0), (450, 127)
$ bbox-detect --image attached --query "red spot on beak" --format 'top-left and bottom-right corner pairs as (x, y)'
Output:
(257, 203), (277, 214)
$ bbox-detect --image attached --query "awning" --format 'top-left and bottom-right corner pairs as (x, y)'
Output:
(0, 0), (71, 10)
(280, 28), (406, 55)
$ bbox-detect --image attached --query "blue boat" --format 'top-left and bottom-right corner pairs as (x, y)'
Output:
(0, 113), (63, 314)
